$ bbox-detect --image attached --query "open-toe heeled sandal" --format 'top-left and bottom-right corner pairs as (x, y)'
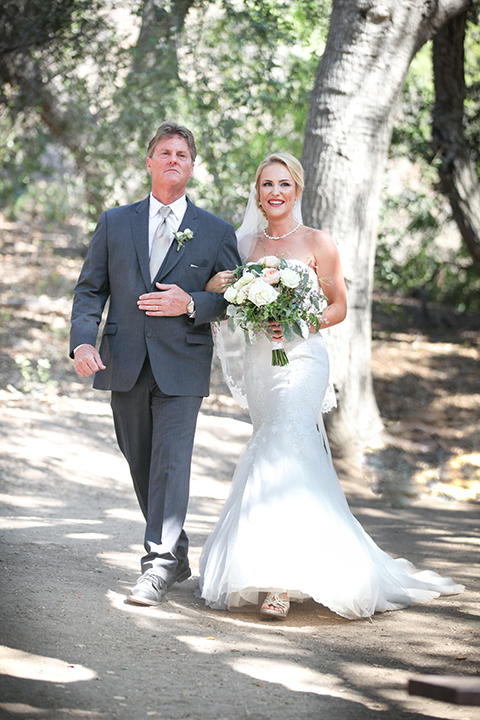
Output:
(260, 592), (290, 619)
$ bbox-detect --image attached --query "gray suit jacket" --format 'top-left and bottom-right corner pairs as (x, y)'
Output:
(70, 196), (240, 396)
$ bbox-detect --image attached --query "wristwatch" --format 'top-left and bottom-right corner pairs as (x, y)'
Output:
(186, 296), (195, 318)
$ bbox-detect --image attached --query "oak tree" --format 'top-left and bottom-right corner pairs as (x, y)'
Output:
(302, 0), (472, 456)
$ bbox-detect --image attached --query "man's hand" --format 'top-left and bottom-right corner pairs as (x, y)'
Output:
(138, 283), (191, 316)
(74, 344), (106, 378)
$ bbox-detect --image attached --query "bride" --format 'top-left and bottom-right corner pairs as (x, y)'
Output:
(199, 152), (464, 620)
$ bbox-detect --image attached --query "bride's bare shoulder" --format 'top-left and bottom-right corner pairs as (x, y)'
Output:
(302, 225), (332, 239)
(302, 226), (336, 251)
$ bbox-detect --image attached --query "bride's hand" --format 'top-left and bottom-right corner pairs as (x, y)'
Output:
(268, 321), (284, 342)
(205, 270), (235, 293)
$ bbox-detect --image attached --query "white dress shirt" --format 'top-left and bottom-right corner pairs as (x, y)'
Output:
(149, 193), (187, 256)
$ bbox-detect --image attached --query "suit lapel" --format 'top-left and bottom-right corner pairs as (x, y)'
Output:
(131, 196), (151, 290)
(157, 197), (199, 281)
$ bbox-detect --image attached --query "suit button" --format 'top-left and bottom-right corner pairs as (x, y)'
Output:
(146, 331), (153, 338)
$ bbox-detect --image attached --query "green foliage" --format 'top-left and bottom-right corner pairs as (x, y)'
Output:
(15, 355), (56, 394)
(175, 0), (329, 222)
(390, 44), (434, 160)
(3, 0), (477, 323)
(0, 0), (331, 226)
(376, 191), (480, 314)
(383, 39), (480, 315)
(0, 0), (104, 53)
(463, 17), (480, 172)
(0, 0), (130, 222)
(0, 113), (76, 220)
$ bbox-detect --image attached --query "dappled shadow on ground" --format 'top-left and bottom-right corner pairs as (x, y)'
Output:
(1, 393), (479, 720)
(366, 326), (480, 506)
(0, 523), (477, 720)
(372, 294), (480, 344)
(1, 217), (480, 718)
(0, 535), (477, 720)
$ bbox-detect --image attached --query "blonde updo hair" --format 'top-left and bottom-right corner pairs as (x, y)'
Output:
(255, 152), (304, 218)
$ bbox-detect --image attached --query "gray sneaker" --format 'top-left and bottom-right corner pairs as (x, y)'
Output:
(128, 571), (167, 606)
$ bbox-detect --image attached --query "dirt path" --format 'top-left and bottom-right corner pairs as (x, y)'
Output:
(1, 390), (479, 720)
(1, 215), (480, 718)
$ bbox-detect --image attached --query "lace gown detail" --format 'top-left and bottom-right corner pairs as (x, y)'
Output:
(199, 267), (464, 619)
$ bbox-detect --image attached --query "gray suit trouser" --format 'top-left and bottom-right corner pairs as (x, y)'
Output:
(111, 357), (202, 584)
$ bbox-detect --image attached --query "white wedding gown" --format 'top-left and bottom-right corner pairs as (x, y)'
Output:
(199, 268), (464, 619)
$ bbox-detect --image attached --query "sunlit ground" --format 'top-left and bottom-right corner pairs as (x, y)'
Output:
(0, 392), (479, 720)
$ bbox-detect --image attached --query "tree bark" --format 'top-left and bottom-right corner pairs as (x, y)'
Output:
(301, 0), (471, 458)
(433, 10), (480, 267)
(132, 0), (195, 78)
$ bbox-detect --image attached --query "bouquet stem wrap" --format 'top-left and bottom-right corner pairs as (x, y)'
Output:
(271, 340), (289, 366)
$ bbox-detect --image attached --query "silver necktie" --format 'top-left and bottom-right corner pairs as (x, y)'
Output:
(149, 206), (172, 282)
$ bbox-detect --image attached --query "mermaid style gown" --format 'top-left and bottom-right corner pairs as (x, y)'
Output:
(199, 267), (464, 619)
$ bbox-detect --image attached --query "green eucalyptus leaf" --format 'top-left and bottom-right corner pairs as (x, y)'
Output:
(282, 322), (295, 342)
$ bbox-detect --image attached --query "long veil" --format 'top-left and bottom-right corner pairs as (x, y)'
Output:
(213, 185), (336, 414)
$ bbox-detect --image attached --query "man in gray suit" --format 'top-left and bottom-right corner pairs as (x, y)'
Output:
(70, 121), (240, 605)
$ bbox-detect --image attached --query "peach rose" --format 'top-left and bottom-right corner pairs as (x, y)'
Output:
(262, 268), (281, 285)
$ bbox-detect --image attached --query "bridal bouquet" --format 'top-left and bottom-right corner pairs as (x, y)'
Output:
(224, 256), (327, 366)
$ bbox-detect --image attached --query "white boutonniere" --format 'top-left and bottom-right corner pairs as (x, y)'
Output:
(173, 228), (193, 251)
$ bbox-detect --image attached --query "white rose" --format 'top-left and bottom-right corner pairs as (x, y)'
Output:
(280, 268), (301, 288)
(262, 255), (280, 268)
(237, 282), (254, 303)
(224, 285), (238, 303)
(247, 279), (279, 307)
(236, 271), (256, 288)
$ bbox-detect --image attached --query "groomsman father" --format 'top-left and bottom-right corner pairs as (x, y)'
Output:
(70, 121), (240, 605)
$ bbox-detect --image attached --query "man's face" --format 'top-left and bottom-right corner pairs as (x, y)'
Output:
(146, 135), (194, 198)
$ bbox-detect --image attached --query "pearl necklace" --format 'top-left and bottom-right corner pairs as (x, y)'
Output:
(263, 222), (301, 240)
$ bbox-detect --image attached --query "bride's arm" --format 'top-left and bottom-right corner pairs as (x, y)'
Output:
(204, 270), (235, 293)
(313, 232), (347, 330)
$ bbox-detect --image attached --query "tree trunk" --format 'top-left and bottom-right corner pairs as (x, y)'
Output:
(433, 10), (480, 268)
(302, 0), (471, 458)
(131, 0), (194, 79)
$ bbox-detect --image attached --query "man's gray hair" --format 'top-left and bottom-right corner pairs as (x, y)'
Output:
(147, 121), (197, 162)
